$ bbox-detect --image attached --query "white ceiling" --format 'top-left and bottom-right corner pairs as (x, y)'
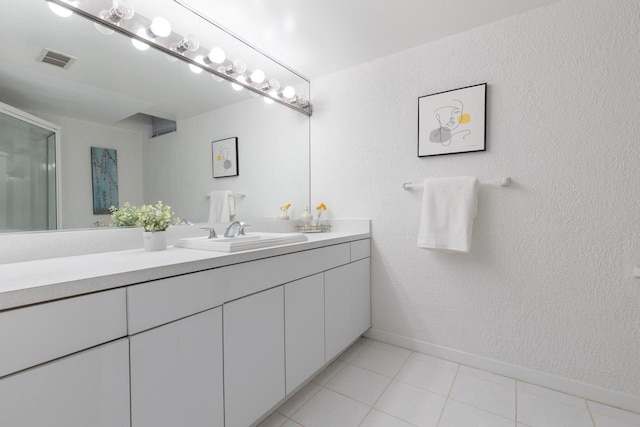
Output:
(177, 0), (559, 79)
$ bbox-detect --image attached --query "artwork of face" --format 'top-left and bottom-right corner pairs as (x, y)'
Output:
(429, 100), (472, 146)
(418, 83), (486, 157)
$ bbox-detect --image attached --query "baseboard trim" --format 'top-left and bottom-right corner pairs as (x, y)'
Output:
(364, 328), (640, 414)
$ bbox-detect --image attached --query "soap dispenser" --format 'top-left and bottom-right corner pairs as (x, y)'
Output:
(301, 206), (313, 229)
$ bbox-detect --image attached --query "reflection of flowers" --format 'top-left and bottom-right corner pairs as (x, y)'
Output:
(280, 203), (291, 214)
(315, 203), (327, 226)
(109, 202), (139, 227)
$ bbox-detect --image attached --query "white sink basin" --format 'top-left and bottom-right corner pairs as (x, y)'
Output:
(174, 232), (308, 252)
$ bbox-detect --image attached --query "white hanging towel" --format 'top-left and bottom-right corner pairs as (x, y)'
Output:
(417, 176), (479, 253)
(208, 190), (235, 223)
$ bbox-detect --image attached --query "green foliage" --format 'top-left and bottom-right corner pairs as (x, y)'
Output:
(109, 202), (140, 227)
(110, 201), (178, 232)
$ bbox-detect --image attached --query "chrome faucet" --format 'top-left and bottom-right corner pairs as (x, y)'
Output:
(224, 221), (250, 237)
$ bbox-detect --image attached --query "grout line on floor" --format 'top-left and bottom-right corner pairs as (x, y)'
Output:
(585, 397), (597, 427)
(515, 379), (518, 424)
(446, 397), (519, 423)
(358, 348), (417, 426)
(278, 381), (323, 423)
(435, 363), (460, 427)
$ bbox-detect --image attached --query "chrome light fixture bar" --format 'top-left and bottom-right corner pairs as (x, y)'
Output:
(45, 0), (312, 116)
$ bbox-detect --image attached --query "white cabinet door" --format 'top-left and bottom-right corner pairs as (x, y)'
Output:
(0, 339), (130, 427)
(224, 286), (285, 427)
(130, 307), (224, 427)
(285, 273), (325, 394)
(325, 258), (371, 361)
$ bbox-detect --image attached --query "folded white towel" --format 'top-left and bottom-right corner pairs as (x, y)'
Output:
(417, 176), (479, 253)
(208, 190), (235, 223)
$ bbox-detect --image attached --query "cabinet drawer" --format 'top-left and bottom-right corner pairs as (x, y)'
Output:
(128, 269), (224, 334)
(0, 289), (126, 378)
(351, 239), (370, 262)
(224, 243), (350, 301)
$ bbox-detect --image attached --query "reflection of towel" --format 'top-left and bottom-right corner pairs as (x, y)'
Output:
(208, 190), (235, 223)
(417, 176), (479, 253)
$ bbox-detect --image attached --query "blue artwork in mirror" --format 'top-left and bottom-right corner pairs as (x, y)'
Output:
(91, 147), (119, 214)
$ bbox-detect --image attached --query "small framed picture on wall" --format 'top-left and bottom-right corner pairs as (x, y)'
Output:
(212, 137), (239, 178)
(418, 83), (487, 157)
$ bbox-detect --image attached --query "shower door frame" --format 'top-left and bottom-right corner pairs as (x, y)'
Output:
(0, 101), (62, 230)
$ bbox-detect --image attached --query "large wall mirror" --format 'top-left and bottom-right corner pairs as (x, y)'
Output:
(0, 0), (310, 232)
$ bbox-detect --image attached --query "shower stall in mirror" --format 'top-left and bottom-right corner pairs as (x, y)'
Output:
(0, 102), (60, 232)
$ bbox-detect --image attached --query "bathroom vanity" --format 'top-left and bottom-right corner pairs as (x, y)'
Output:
(0, 229), (370, 427)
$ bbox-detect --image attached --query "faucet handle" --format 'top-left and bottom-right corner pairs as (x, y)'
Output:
(238, 222), (251, 236)
(200, 227), (217, 239)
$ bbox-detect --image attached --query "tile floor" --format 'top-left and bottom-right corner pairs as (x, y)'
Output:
(258, 338), (640, 427)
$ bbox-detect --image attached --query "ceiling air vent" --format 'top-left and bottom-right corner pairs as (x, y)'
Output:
(151, 116), (177, 137)
(37, 48), (77, 70)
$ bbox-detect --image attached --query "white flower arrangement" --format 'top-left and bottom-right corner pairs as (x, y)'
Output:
(110, 201), (178, 232)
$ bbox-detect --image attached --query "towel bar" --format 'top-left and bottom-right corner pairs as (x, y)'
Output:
(402, 177), (512, 190)
(205, 192), (246, 198)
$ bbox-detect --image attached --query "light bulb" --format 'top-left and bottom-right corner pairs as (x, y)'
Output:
(114, 0), (135, 19)
(208, 47), (225, 64)
(48, 1), (76, 18)
(298, 98), (310, 109)
(190, 55), (207, 73)
(149, 17), (171, 38)
(282, 86), (296, 99)
(189, 61), (204, 74)
(232, 59), (246, 74)
(264, 97), (274, 105)
(231, 76), (246, 91)
(250, 69), (266, 84)
(175, 34), (199, 53)
(131, 29), (150, 51)
(99, 0), (135, 23)
(262, 78), (280, 92)
(212, 66), (227, 82)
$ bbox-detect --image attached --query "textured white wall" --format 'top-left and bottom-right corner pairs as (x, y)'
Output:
(38, 114), (145, 229)
(311, 0), (640, 396)
(144, 97), (309, 224)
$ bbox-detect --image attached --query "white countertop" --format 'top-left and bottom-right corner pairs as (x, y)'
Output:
(0, 231), (370, 311)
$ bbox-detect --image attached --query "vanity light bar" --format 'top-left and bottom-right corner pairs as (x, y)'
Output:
(45, 0), (313, 116)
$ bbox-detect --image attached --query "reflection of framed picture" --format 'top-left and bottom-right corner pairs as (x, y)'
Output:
(212, 137), (239, 178)
(90, 146), (118, 214)
(418, 83), (486, 157)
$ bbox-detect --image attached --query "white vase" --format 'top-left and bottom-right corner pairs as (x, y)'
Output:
(143, 231), (167, 251)
(300, 207), (313, 228)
